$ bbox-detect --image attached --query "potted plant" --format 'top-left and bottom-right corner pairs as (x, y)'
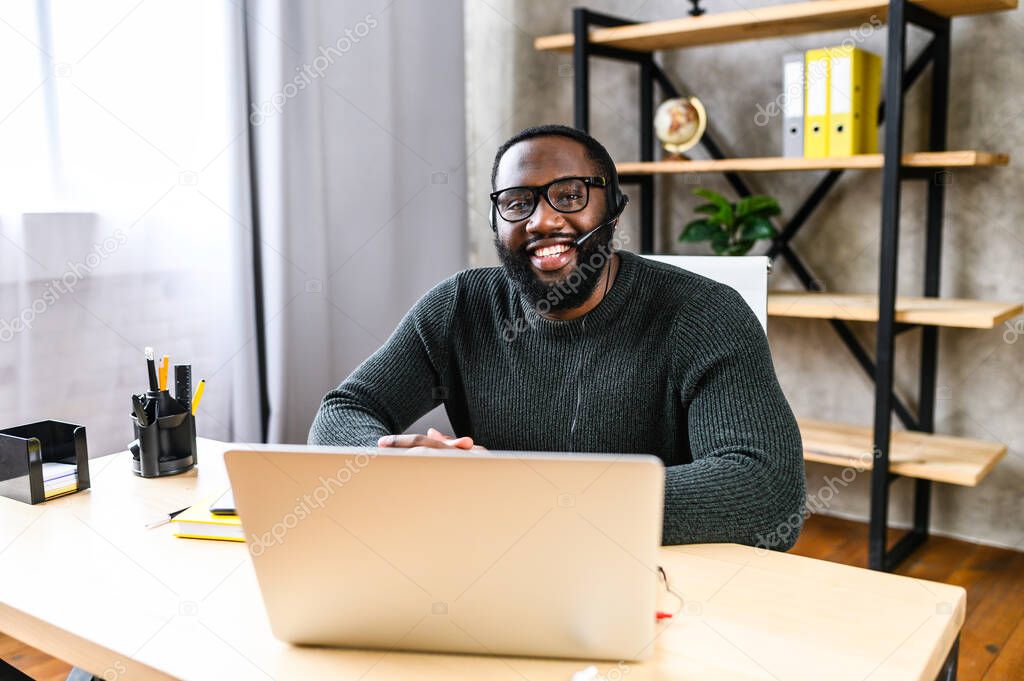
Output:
(679, 188), (780, 255)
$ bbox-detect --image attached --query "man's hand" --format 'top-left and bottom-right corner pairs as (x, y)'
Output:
(377, 427), (486, 450)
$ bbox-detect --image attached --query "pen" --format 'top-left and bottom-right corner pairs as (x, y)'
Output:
(145, 506), (191, 529)
(191, 379), (206, 415)
(159, 354), (170, 391)
(145, 347), (158, 391)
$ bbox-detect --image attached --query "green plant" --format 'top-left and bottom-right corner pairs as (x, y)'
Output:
(679, 188), (780, 255)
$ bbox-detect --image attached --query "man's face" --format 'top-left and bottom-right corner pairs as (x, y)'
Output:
(492, 136), (615, 311)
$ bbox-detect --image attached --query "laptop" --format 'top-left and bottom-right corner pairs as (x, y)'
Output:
(224, 445), (665, 661)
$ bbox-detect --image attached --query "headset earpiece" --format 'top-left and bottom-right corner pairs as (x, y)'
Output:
(490, 203), (497, 232)
(616, 192), (629, 220)
(606, 173), (627, 221)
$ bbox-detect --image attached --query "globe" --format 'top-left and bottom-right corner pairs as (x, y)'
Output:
(654, 96), (707, 156)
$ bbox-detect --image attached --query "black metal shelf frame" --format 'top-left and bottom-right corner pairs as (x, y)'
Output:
(568, 1), (953, 574)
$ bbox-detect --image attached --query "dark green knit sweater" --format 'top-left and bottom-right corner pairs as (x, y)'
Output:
(309, 250), (806, 549)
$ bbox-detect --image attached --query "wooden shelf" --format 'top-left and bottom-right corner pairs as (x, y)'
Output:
(616, 151), (1009, 175)
(535, 0), (1018, 53)
(768, 292), (1022, 329)
(799, 418), (1006, 486)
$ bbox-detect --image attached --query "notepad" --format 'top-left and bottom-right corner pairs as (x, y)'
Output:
(171, 491), (244, 542)
(42, 462), (78, 499)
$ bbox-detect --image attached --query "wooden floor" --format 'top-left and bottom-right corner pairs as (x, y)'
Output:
(1, 514), (1022, 680)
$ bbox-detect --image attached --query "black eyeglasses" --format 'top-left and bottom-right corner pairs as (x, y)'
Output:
(490, 176), (607, 223)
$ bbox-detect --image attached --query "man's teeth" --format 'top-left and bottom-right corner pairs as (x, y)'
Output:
(534, 244), (572, 257)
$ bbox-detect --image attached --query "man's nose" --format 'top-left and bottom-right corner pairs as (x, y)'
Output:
(525, 199), (569, 236)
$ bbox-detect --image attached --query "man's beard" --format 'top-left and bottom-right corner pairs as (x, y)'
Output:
(494, 223), (615, 312)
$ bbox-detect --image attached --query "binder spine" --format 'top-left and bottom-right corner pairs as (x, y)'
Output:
(782, 53), (805, 158)
(805, 49), (830, 158)
(828, 47), (862, 157)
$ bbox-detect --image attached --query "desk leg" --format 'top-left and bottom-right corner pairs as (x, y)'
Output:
(936, 634), (959, 681)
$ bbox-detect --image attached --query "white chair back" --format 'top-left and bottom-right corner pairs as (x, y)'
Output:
(642, 255), (769, 331)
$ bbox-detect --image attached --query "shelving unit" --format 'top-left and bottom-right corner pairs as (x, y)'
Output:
(768, 292), (1023, 328)
(616, 150), (1008, 174)
(534, 0), (1016, 52)
(537, 0), (1020, 573)
(798, 419), (1006, 487)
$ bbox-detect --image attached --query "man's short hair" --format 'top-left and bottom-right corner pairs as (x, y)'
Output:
(490, 124), (618, 197)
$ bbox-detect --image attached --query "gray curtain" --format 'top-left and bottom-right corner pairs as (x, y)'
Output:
(240, 0), (468, 443)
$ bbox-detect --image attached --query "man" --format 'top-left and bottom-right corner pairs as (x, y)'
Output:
(310, 124), (806, 549)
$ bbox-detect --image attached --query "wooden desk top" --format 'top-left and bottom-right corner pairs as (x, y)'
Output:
(0, 440), (964, 681)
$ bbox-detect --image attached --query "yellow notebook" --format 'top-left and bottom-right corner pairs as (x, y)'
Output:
(171, 491), (244, 542)
(804, 48), (831, 158)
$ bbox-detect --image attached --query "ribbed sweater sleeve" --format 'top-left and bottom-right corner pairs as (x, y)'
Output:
(664, 284), (805, 549)
(307, 275), (457, 447)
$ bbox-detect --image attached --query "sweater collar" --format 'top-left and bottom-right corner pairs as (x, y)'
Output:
(512, 249), (640, 337)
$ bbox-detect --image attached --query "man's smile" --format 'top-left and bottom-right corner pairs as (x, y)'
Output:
(526, 238), (577, 273)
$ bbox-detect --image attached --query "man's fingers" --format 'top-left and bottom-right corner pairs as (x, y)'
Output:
(378, 433), (476, 450)
(378, 434), (445, 448)
(426, 428), (475, 449)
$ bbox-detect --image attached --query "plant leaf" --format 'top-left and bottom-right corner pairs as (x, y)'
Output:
(694, 188), (734, 226)
(736, 195), (782, 218)
(720, 240), (755, 256)
(709, 232), (730, 254)
(740, 216), (777, 241)
(680, 219), (720, 242)
(694, 203), (720, 215)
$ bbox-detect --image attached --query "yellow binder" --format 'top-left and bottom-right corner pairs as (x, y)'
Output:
(860, 50), (882, 154)
(827, 46), (861, 157)
(804, 48), (830, 158)
(828, 47), (881, 157)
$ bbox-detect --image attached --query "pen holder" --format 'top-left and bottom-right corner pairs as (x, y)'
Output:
(0, 420), (91, 505)
(129, 390), (197, 478)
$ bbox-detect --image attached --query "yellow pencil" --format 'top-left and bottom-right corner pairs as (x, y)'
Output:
(191, 379), (206, 415)
(159, 354), (170, 390)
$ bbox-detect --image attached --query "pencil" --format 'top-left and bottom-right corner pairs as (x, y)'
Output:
(145, 506), (191, 529)
(191, 379), (206, 415)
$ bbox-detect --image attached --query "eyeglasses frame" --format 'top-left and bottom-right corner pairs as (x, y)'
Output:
(489, 175), (608, 223)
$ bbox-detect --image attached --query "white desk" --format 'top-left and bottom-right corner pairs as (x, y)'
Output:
(0, 439), (964, 680)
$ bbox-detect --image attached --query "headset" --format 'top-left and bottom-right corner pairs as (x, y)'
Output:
(490, 173), (629, 242)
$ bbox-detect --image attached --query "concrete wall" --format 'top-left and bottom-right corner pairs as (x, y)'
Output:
(464, 0), (1024, 549)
